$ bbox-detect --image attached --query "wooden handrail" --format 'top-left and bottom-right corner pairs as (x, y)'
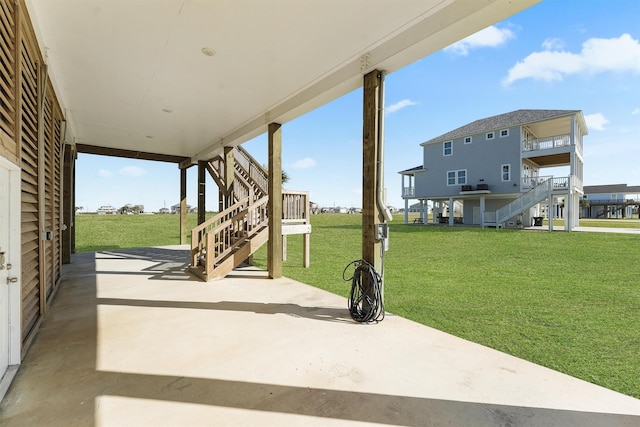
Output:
(190, 182), (310, 278)
(282, 190), (309, 223)
(191, 195), (269, 274)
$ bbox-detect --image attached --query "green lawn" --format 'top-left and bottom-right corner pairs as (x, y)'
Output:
(75, 213), (210, 252)
(578, 218), (640, 228)
(75, 213), (640, 398)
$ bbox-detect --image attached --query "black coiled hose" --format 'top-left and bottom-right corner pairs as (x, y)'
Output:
(343, 259), (385, 323)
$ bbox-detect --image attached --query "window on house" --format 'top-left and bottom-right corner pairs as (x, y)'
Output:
(447, 171), (456, 185)
(486, 132), (495, 140)
(447, 169), (467, 185)
(443, 141), (452, 156)
(458, 170), (467, 184)
(464, 136), (472, 144)
(501, 164), (511, 182)
(500, 129), (509, 137)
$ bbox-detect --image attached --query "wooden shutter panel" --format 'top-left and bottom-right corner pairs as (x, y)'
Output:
(0, 0), (16, 139)
(20, 25), (41, 344)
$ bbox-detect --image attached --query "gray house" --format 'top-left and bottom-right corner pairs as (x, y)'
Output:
(582, 184), (640, 219)
(399, 109), (588, 230)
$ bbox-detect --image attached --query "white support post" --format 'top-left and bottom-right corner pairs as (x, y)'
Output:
(548, 181), (553, 232)
(566, 175), (572, 232)
(404, 198), (409, 224)
(423, 200), (428, 223)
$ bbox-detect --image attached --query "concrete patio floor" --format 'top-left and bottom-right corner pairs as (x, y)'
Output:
(1, 245), (639, 426)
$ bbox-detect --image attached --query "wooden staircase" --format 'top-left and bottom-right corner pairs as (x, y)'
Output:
(189, 194), (269, 281)
(206, 145), (268, 203)
(190, 145), (310, 281)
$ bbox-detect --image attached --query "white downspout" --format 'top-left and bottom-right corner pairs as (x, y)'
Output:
(376, 71), (392, 224)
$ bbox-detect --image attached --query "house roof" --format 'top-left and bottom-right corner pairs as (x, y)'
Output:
(398, 165), (425, 175)
(584, 184), (640, 194)
(24, 0), (540, 163)
(421, 109), (582, 146)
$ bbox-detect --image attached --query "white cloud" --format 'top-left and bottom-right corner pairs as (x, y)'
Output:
(504, 33), (640, 85)
(632, 108), (640, 115)
(542, 38), (565, 51)
(119, 166), (147, 177)
(584, 113), (610, 131)
(292, 157), (316, 169)
(445, 25), (515, 56)
(98, 169), (112, 178)
(386, 99), (418, 114)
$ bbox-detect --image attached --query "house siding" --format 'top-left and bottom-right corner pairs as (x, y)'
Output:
(1, 0), (69, 356)
(416, 125), (522, 198)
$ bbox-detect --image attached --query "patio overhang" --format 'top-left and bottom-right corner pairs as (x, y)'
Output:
(25, 0), (541, 161)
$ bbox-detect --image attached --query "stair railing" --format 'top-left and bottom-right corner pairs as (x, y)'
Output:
(206, 154), (256, 203)
(496, 177), (552, 225)
(191, 193), (268, 277)
(282, 191), (309, 224)
(234, 145), (268, 197)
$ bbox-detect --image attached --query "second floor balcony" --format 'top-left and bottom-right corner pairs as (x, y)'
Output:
(522, 134), (572, 152)
(403, 186), (415, 198)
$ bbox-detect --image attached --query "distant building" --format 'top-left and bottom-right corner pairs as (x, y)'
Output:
(171, 203), (192, 214)
(158, 207), (170, 214)
(582, 184), (640, 218)
(96, 205), (117, 215)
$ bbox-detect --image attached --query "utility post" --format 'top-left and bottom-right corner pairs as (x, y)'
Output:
(362, 69), (385, 277)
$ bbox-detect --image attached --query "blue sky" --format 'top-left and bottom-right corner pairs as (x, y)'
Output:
(76, 0), (640, 212)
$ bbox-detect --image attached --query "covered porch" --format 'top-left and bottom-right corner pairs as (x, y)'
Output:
(1, 246), (639, 426)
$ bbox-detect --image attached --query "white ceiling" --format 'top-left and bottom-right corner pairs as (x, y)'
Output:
(26, 0), (540, 162)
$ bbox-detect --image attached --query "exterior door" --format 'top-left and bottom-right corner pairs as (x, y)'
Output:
(0, 166), (9, 376)
(472, 206), (481, 225)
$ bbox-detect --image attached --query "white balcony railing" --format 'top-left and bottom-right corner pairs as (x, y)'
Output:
(522, 134), (571, 152)
(402, 187), (415, 198)
(521, 175), (576, 191)
(496, 177), (552, 223)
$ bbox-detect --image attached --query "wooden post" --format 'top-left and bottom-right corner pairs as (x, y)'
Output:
(224, 146), (234, 208)
(282, 235), (287, 261)
(303, 233), (310, 268)
(218, 190), (224, 213)
(362, 70), (383, 273)
(303, 194), (310, 268)
(179, 166), (187, 244)
(62, 145), (74, 263)
(197, 161), (206, 225)
(267, 123), (283, 279)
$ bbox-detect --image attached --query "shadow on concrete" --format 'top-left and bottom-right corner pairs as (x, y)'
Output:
(1, 246), (639, 426)
(96, 297), (354, 324)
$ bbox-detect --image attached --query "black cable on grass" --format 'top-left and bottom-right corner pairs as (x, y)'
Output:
(342, 259), (385, 323)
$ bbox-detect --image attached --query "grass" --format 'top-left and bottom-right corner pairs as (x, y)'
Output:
(75, 213), (640, 398)
(75, 213), (212, 252)
(579, 218), (640, 228)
